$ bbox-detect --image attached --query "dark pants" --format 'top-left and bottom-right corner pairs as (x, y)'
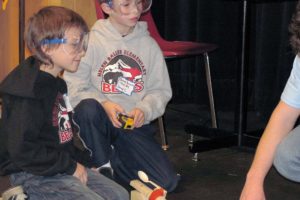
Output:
(74, 99), (179, 192)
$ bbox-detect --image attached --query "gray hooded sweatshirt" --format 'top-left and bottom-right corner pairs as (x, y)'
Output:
(64, 19), (172, 124)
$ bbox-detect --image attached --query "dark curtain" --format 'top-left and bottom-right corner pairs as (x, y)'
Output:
(249, 1), (296, 121)
(151, 0), (298, 130)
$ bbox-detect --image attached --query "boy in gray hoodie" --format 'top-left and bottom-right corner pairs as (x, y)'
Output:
(64, 0), (179, 192)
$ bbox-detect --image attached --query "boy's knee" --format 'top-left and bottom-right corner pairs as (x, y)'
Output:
(161, 173), (180, 193)
(114, 186), (129, 200)
(75, 99), (105, 120)
(76, 99), (100, 111)
(274, 141), (289, 170)
(274, 140), (300, 182)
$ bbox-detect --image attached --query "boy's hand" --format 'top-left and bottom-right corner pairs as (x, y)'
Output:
(128, 108), (145, 128)
(102, 101), (125, 128)
(73, 163), (87, 185)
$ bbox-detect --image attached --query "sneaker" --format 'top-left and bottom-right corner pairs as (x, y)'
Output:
(99, 167), (114, 180)
(2, 186), (27, 200)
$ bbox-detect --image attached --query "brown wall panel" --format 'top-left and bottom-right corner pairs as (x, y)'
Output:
(74, 0), (97, 29)
(0, 0), (97, 82)
(0, 0), (19, 81)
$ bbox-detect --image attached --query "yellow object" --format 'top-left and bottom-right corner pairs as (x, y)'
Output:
(2, 0), (9, 10)
(118, 114), (134, 130)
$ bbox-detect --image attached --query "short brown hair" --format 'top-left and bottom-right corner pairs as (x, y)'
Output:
(99, 0), (110, 3)
(289, 1), (300, 54)
(25, 6), (89, 65)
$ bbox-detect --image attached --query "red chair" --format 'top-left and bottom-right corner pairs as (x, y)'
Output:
(94, 0), (218, 150)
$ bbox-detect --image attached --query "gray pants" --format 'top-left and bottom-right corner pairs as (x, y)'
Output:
(274, 125), (300, 182)
(9, 168), (129, 200)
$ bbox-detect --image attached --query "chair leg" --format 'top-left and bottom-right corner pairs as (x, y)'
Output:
(158, 116), (168, 150)
(203, 52), (218, 128)
(187, 53), (217, 161)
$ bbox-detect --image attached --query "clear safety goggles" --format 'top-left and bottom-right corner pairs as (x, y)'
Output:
(108, 0), (152, 15)
(41, 33), (89, 55)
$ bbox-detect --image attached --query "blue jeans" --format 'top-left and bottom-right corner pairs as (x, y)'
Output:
(274, 125), (300, 182)
(74, 99), (179, 192)
(10, 168), (129, 200)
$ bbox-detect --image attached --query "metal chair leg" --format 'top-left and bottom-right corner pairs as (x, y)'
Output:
(203, 52), (218, 128)
(158, 116), (169, 150)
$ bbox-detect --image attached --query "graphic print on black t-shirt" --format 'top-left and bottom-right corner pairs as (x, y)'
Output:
(52, 93), (73, 144)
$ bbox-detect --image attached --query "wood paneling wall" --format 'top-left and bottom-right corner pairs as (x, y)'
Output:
(0, 0), (97, 81)
(0, 0), (19, 82)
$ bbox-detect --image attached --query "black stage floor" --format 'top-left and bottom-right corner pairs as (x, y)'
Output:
(160, 103), (300, 200)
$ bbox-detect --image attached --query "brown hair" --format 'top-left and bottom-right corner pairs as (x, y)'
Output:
(99, 0), (110, 3)
(25, 6), (89, 65)
(289, 1), (300, 54)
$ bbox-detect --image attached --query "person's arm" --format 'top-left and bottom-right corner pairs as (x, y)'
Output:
(5, 98), (77, 176)
(135, 41), (172, 123)
(128, 107), (145, 128)
(102, 100), (125, 128)
(240, 100), (300, 200)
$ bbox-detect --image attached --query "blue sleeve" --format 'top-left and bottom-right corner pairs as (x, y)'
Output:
(281, 55), (300, 108)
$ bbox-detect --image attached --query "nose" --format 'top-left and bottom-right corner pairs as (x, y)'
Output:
(78, 48), (86, 57)
(131, 3), (139, 14)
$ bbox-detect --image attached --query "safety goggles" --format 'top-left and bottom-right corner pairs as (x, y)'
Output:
(108, 0), (152, 15)
(41, 32), (89, 55)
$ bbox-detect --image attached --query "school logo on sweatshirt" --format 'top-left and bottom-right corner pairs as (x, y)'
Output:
(97, 50), (146, 95)
(52, 93), (73, 144)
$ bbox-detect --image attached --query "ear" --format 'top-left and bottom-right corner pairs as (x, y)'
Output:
(41, 45), (54, 56)
(101, 3), (113, 15)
